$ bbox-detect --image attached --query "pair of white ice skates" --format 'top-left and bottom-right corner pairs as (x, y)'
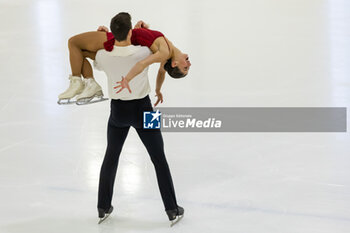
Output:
(57, 76), (108, 105)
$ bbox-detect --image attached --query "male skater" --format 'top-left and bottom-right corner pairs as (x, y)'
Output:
(93, 13), (184, 226)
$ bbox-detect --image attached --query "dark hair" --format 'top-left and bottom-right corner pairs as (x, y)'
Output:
(163, 59), (186, 79)
(110, 12), (132, 41)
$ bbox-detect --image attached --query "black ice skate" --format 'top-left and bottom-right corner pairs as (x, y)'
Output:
(166, 206), (184, 227)
(98, 206), (114, 224)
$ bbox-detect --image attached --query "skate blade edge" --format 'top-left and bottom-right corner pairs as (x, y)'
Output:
(57, 99), (77, 105)
(76, 97), (108, 105)
(98, 214), (110, 224)
(170, 214), (184, 227)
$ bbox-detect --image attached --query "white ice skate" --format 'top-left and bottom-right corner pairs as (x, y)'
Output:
(76, 78), (108, 105)
(57, 75), (84, 105)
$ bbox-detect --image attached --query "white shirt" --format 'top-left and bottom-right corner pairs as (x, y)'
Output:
(94, 45), (152, 100)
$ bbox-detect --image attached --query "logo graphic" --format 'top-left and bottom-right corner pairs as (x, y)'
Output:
(143, 110), (161, 129)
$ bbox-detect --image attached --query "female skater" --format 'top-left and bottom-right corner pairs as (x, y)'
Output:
(58, 12), (191, 105)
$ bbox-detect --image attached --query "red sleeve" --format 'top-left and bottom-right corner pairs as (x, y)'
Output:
(103, 32), (115, 52)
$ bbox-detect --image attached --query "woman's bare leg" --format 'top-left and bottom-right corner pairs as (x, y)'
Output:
(82, 58), (93, 78)
(68, 31), (106, 77)
(81, 51), (96, 78)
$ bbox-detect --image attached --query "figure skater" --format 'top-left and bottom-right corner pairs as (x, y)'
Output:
(92, 12), (184, 226)
(58, 12), (191, 105)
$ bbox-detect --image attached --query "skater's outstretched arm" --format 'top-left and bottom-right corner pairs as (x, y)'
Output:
(114, 39), (169, 94)
(154, 65), (166, 107)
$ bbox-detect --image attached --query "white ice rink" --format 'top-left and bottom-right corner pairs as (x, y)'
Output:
(1, 0), (350, 232)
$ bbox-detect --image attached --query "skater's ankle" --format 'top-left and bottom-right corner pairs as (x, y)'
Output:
(71, 74), (82, 77)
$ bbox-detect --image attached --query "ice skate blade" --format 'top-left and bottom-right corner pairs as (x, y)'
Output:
(170, 214), (183, 227)
(98, 214), (111, 224)
(76, 96), (108, 105)
(57, 99), (76, 105)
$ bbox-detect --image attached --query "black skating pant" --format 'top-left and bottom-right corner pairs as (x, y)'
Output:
(98, 95), (178, 211)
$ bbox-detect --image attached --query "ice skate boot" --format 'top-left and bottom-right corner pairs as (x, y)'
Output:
(57, 75), (84, 105)
(76, 78), (108, 105)
(166, 206), (184, 227)
(98, 206), (114, 224)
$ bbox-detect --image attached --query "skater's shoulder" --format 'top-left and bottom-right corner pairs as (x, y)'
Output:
(97, 45), (151, 58)
(120, 45), (152, 58)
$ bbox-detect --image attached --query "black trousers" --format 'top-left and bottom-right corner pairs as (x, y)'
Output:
(98, 95), (178, 211)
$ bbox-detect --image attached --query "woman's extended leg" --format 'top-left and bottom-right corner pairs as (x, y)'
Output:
(68, 31), (106, 77)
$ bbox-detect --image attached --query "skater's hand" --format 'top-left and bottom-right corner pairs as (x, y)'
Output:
(154, 91), (163, 107)
(134, 20), (149, 29)
(97, 25), (109, 32)
(114, 77), (132, 94)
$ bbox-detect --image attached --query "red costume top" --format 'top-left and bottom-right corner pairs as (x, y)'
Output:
(104, 28), (166, 52)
